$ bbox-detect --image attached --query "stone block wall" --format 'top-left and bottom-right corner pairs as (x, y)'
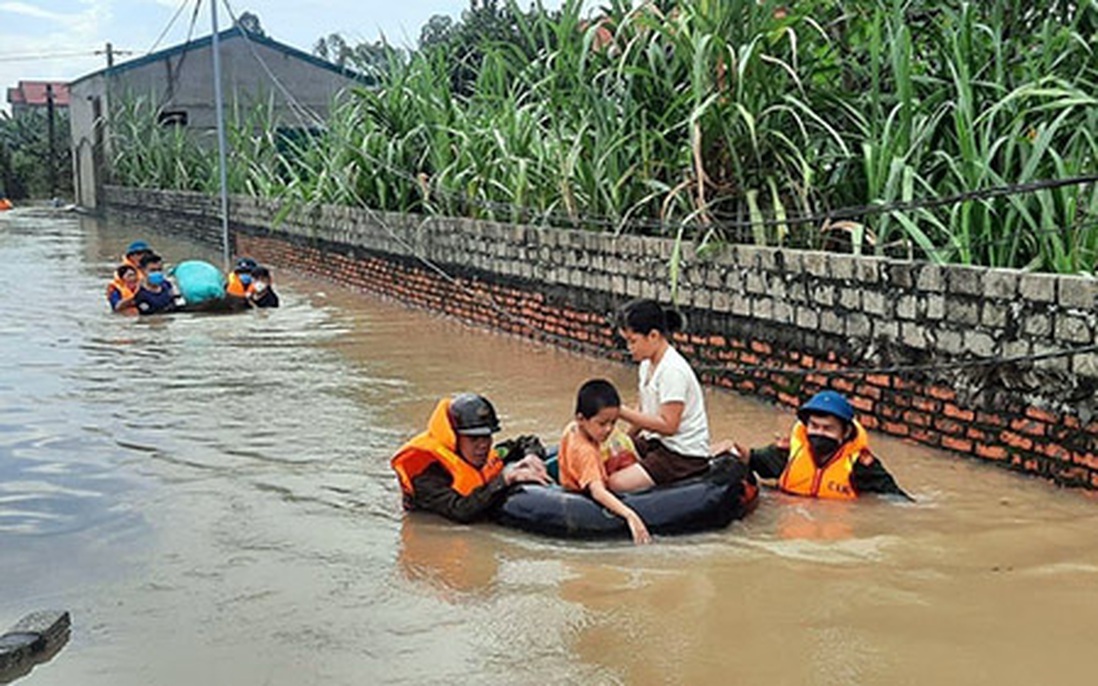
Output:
(104, 186), (1098, 488)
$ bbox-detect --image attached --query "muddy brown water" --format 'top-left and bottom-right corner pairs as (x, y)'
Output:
(1, 209), (1096, 685)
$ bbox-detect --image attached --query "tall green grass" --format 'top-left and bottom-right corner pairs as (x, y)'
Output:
(110, 0), (1098, 274)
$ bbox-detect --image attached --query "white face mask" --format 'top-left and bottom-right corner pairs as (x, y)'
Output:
(254, 282), (267, 293)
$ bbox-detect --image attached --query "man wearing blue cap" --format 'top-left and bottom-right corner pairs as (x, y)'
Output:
(737, 390), (909, 499)
(121, 240), (154, 275)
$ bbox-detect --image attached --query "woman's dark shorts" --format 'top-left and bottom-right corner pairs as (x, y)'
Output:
(633, 436), (710, 486)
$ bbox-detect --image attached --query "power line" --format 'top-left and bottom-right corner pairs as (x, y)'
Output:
(0, 50), (107, 63)
(148, 0), (195, 55)
(214, 0), (1098, 273)
(157, 0), (204, 109)
(211, 1), (1098, 255)
(220, 0), (595, 352)
(216, 0), (1098, 382)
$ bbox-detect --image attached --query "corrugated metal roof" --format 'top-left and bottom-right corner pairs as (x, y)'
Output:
(6, 81), (71, 107)
(69, 27), (370, 89)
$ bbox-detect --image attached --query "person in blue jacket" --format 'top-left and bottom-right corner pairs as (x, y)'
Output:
(133, 254), (178, 315)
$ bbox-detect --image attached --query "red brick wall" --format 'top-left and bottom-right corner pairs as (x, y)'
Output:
(104, 186), (1098, 490)
(237, 230), (1098, 490)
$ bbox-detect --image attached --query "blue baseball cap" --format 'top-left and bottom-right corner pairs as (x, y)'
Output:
(797, 391), (855, 424)
(125, 240), (151, 255)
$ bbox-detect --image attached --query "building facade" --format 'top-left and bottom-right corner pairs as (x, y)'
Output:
(69, 27), (364, 208)
(6, 81), (71, 117)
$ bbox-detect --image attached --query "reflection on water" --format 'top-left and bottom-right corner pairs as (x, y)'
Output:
(1, 208), (1097, 685)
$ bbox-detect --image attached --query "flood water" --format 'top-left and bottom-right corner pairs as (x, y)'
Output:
(2, 208), (1097, 685)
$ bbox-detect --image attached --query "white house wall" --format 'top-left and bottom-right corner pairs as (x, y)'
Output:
(69, 34), (359, 208)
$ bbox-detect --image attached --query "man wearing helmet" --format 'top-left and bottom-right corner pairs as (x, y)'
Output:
(226, 257), (258, 297)
(736, 391), (909, 499)
(121, 240), (154, 276)
(391, 393), (550, 522)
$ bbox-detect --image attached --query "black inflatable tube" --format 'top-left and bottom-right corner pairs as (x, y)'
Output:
(493, 457), (758, 539)
(176, 296), (249, 314)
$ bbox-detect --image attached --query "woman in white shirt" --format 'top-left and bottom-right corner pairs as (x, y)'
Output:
(610, 299), (712, 492)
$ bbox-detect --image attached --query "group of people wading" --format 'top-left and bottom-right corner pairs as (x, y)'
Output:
(106, 240), (279, 315)
(392, 298), (910, 545)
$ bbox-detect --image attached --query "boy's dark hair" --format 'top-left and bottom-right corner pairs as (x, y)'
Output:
(139, 253), (163, 269)
(252, 266), (270, 279)
(116, 264), (136, 278)
(575, 379), (621, 418)
(617, 298), (685, 336)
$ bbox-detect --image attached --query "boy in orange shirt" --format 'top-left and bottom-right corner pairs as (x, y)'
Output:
(559, 379), (651, 545)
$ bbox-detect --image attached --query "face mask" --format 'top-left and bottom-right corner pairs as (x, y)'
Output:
(807, 434), (841, 464)
(253, 281), (267, 293)
(240, 274), (253, 285)
(147, 272), (165, 286)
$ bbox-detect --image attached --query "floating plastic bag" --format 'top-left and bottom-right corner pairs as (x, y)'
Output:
(171, 260), (225, 305)
(602, 428), (638, 474)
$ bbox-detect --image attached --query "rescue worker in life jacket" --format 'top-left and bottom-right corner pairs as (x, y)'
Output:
(736, 391), (910, 500)
(106, 264), (140, 314)
(391, 393), (550, 523)
(226, 257), (258, 298)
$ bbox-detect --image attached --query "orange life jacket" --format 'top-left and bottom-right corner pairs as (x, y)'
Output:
(120, 254), (145, 276)
(0, 198), (13, 211)
(778, 421), (869, 500)
(106, 276), (138, 314)
(391, 397), (504, 505)
(226, 272), (254, 297)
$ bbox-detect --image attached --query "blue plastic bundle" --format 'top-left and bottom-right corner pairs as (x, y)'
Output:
(171, 260), (225, 305)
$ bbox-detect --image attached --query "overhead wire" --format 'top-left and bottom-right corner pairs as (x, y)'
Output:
(219, 0), (531, 325)
(0, 50), (105, 62)
(147, 0), (194, 55)
(157, 0), (204, 109)
(214, 0), (1098, 259)
(216, 0), (1098, 258)
(215, 0), (1097, 379)
(204, 0), (1096, 261)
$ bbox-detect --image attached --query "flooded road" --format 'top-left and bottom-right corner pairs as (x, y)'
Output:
(2, 208), (1096, 685)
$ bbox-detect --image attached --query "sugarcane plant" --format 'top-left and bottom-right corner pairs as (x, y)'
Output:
(108, 0), (1098, 274)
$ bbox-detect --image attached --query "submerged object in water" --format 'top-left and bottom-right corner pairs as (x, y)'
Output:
(494, 457), (758, 539)
(0, 610), (70, 681)
(171, 260), (225, 305)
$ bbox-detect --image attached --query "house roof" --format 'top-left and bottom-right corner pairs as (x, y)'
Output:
(69, 27), (370, 89)
(6, 81), (71, 107)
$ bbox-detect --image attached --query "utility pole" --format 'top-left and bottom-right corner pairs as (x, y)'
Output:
(210, 0), (231, 269)
(46, 84), (56, 198)
(105, 42), (114, 68)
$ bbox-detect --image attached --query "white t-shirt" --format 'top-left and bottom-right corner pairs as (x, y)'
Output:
(637, 346), (710, 457)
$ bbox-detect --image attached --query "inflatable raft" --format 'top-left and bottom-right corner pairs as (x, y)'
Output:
(494, 457), (758, 539)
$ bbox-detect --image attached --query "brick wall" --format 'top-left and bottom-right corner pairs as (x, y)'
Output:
(104, 186), (1098, 488)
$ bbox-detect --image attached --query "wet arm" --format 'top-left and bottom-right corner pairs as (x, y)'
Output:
(410, 464), (510, 524)
(109, 289), (134, 311)
(589, 480), (650, 544)
(619, 401), (684, 437)
(746, 444), (790, 480)
(852, 455), (914, 501)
